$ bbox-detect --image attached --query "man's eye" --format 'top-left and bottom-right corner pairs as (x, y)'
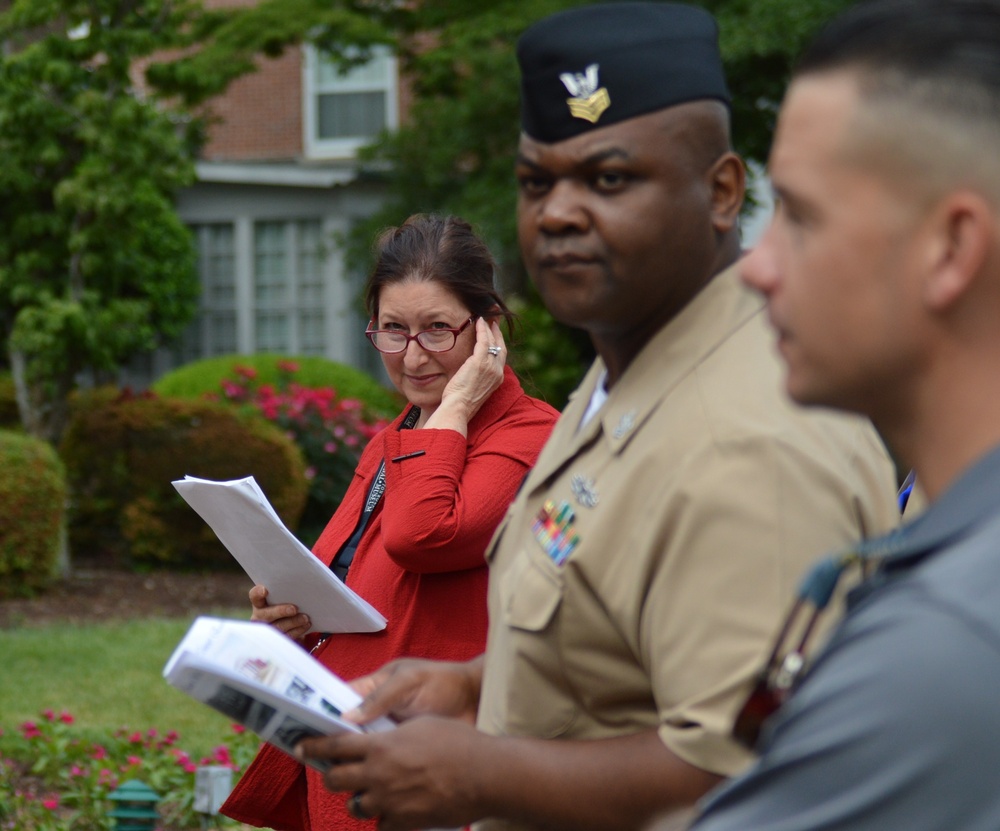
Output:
(595, 171), (628, 190)
(518, 174), (551, 195)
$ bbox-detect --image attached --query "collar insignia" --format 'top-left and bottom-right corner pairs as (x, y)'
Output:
(613, 409), (637, 440)
(570, 474), (599, 508)
(559, 63), (611, 124)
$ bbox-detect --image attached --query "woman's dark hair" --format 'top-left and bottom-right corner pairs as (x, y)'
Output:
(365, 214), (516, 336)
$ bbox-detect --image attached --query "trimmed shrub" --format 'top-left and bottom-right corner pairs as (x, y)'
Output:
(61, 387), (309, 570)
(0, 431), (67, 598)
(208, 361), (390, 546)
(152, 354), (402, 418)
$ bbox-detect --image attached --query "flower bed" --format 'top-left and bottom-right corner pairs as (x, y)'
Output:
(209, 361), (390, 545)
(0, 710), (260, 830)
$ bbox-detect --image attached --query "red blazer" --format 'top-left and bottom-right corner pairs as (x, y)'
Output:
(222, 367), (558, 831)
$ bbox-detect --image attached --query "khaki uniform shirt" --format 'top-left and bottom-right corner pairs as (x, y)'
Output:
(475, 267), (900, 831)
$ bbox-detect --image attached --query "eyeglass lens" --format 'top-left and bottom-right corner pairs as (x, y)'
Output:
(370, 329), (458, 353)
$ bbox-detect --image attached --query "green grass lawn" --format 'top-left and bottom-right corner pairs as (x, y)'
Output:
(0, 614), (249, 760)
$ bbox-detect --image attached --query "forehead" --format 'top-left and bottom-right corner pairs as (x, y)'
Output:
(770, 73), (861, 184)
(517, 107), (679, 167)
(377, 279), (464, 315)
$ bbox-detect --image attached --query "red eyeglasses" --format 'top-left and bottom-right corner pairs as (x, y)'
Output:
(365, 317), (475, 354)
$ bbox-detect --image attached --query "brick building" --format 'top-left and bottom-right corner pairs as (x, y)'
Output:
(134, 3), (402, 384)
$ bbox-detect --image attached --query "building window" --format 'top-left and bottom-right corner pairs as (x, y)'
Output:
(174, 223), (238, 363)
(253, 219), (327, 354)
(303, 44), (398, 159)
(177, 219), (329, 364)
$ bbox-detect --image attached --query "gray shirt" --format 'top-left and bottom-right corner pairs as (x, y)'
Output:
(692, 443), (1000, 831)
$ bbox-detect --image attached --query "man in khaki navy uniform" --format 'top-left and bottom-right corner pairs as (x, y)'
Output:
(296, 4), (900, 830)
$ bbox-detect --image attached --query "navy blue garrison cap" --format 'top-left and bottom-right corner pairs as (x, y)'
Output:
(517, 2), (731, 142)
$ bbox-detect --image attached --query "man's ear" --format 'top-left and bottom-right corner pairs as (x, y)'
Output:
(923, 191), (996, 311)
(708, 152), (746, 234)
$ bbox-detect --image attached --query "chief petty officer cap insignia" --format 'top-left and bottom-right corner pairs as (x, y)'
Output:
(517, 2), (731, 143)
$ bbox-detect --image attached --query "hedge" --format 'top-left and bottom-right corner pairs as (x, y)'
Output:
(61, 388), (309, 570)
(0, 431), (67, 597)
(151, 354), (402, 418)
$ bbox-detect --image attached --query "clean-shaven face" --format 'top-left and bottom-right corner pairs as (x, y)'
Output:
(740, 72), (930, 420)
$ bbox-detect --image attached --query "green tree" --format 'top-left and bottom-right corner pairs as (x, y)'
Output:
(0, 0), (210, 443)
(155, 0), (854, 406)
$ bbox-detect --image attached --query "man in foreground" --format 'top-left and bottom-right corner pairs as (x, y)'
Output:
(690, 0), (1000, 828)
(297, 4), (899, 829)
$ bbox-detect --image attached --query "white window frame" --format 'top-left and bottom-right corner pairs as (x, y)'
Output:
(251, 218), (329, 355)
(302, 44), (399, 160)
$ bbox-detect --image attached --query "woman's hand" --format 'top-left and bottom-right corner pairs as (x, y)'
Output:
(248, 584), (312, 641)
(423, 317), (506, 436)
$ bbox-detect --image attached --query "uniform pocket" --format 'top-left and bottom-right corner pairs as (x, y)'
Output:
(500, 548), (563, 632)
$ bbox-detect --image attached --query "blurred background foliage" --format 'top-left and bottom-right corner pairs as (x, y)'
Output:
(0, 0), (857, 579)
(136, 0), (858, 409)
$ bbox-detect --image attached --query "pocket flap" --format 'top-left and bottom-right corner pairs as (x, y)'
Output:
(501, 552), (563, 632)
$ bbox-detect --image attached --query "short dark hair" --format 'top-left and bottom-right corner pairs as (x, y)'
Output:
(365, 214), (515, 336)
(797, 0), (1000, 108)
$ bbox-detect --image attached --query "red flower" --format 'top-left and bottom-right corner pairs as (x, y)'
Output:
(20, 721), (41, 739)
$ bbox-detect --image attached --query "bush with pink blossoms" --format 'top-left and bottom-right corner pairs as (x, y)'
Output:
(209, 361), (390, 545)
(0, 710), (260, 830)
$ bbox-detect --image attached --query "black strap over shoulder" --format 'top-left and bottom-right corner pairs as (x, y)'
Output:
(329, 406), (420, 582)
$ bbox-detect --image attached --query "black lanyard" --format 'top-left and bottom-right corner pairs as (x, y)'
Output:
(330, 406), (420, 581)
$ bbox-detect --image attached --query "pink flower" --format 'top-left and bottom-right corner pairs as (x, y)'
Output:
(183, 762), (197, 773)
(42, 709), (55, 721)
(277, 360), (299, 374)
(91, 745), (108, 760)
(58, 711), (74, 724)
(70, 765), (85, 778)
(221, 379), (244, 399)
(231, 724), (246, 734)
(128, 731), (143, 744)
(127, 755), (142, 766)
(20, 721), (41, 739)
(42, 796), (60, 811)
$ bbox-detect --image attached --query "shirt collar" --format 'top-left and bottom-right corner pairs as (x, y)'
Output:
(874, 442), (1000, 570)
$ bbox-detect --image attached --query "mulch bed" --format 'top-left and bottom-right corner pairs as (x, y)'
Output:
(0, 567), (255, 629)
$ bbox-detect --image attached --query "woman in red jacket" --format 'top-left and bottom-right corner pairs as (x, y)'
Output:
(222, 214), (559, 831)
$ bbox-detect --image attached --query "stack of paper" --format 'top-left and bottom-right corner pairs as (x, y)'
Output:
(164, 616), (395, 771)
(172, 475), (386, 634)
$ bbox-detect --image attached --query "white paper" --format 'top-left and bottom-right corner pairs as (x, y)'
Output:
(164, 617), (460, 831)
(173, 475), (386, 633)
(164, 617), (394, 771)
